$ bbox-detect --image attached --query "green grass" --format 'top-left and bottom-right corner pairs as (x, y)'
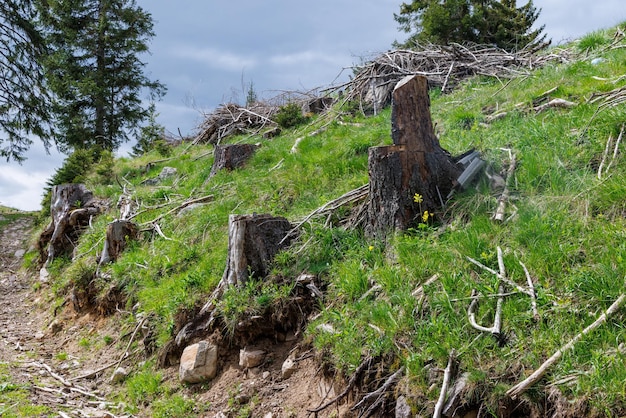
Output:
(40, 23), (626, 415)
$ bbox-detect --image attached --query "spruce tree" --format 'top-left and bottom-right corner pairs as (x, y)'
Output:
(36, 0), (165, 154)
(0, 0), (53, 161)
(394, 0), (546, 51)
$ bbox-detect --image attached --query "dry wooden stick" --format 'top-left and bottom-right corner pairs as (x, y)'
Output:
(433, 350), (457, 418)
(602, 124), (624, 178)
(493, 151), (517, 222)
(351, 366), (404, 414)
(507, 293), (626, 399)
(411, 273), (440, 297)
(466, 256), (532, 297)
(111, 316), (149, 379)
(519, 260), (539, 320)
(308, 356), (373, 413)
(138, 194), (214, 224)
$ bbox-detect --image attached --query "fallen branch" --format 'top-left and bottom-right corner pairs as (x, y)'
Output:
(279, 184), (369, 245)
(466, 254), (532, 297)
(598, 124), (624, 179)
(493, 150), (517, 222)
(433, 350), (457, 418)
(351, 366), (404, 416)
(519, 260), (539, 320)
(507, 293), (626, 399)
(136, 194), (214, 223)
(468, 247), (506, 337)
(412, 273), (440, 298)
(308, 356), (374, 413)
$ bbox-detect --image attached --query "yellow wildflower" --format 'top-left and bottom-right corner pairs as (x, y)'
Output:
(413, 193), (423, 204)
(422, 211), (430, 223)
(368, 245), (374, 251)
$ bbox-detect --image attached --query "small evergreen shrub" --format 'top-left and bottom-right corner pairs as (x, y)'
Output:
(274, 102), (309, 129)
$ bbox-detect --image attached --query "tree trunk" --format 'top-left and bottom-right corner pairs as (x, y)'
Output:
(365, 75), (461, 238)
(209, 143), (259, 178)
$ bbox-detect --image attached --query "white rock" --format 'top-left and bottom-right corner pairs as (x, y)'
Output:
(110, 367), (128, 384)
(239, 348), (265, 369)
(179, 341), (218, 384)
(281, 358), (297, 379)
(395, 395), (411, 418)
(159, 166), (177, 179)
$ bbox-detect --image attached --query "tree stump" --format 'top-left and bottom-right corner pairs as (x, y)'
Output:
(365, 75), (461, 238)
(99, 220), (139, 264)
(222, 213), (293, 287)
(38, 184), (104, 265)
(209, 143), (259, 178)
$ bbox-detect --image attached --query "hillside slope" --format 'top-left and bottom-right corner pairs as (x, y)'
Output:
(15, 24), (626, 417)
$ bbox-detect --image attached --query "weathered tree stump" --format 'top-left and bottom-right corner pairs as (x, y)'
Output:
(209, 143), (259, 178)
(365, 75), (461, 237)
(38, 184), (104, 266)
(99, 220), (138, 264)
(222, 213), (293, 286)
(168, 213), (293, 358)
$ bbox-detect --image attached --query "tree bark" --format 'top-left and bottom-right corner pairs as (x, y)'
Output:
(222, 213), (293, 286)
(365, 75), (461, 238)
(209, 143), (259, 178)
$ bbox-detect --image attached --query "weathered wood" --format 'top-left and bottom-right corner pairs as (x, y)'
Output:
(209, 143), (259, 178)
(38, 184), (104, 265)
(365, 75), (461, 237)
(99, 220), (138, 264)
(222, 213), (293, 286)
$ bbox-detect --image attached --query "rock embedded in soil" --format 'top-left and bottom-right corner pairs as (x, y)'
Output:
(179, 341), (218, 384)
(239, 348), (266, 369)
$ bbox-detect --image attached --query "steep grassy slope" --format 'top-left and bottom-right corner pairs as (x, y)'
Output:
(40, 25), (626, 416)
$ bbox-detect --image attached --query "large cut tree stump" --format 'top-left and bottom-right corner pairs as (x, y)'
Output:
(209, 143), (259, 178)
(222, 213), (292, 286)
(168, 213), (293, 356)
(38, 184), (104, 266)
(365, 75), (461, 237)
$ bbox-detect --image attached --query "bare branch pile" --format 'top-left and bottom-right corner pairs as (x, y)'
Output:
(335, 42), (572, 110)
(192, 102), (278, 145)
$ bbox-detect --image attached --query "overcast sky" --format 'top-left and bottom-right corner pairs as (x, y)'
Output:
(2, 0), (625, 211)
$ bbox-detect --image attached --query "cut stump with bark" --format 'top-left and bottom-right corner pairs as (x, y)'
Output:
(209, 143), (259, 178)
(222, 213), (293, 287)
(365, 75), (461, 238)
(38, 183), (104, 266)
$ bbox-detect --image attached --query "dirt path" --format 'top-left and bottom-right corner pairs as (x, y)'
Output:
(0, 215), (125, 417)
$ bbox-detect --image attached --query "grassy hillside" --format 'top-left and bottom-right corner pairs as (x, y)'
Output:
(39, 25), (626, 416)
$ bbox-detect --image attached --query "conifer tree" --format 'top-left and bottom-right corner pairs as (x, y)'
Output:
(394, 0), (546, 51)
(36, 0), (165, 154)
(0, 0), (53, 161)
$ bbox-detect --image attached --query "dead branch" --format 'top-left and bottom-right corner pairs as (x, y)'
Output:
(519, 260), (539, 320)
(290, 121), (332, 153)
(137, 194), (214, 224)
(308, 356), (374, 413)
(466, 255), (532, 297)
(598, 124), (624, 179)
(493, 150), (517, 222)
(111, 316), (148, 380)
(279, 184), (369, 245)
(433, 350), (457, 418)
(351, 366), (404, 417)
(507, 293), (626, 399)
(533, 98), (576, 113)
(412, 273), (440, 297)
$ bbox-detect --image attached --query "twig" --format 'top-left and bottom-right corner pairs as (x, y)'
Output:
(602, 124), (624, 178)
(433, 350), (457, 418)
(111, 316), (148, 378)
(519, 260), (539, 320)
(493, 151), (517, 222)
(137, 194), (214, 223)
(279, 184), (369, 245)
(351, 366), (404, 415)
(466, 255), (532, 296)
(308, 356), (374, 413)
(70, 359), (121, 382)
(152, 222), (173, 241)
(507, 293), (626, 399)
(411, 273), (440, 297)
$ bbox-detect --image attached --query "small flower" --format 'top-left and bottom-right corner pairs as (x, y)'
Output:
(413, 193), (423, 204)
(422, 211), (430, 223)
(368, 245), (374, 251)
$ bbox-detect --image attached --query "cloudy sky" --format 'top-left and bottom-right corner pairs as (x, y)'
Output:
(2, 0), (625, 211)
